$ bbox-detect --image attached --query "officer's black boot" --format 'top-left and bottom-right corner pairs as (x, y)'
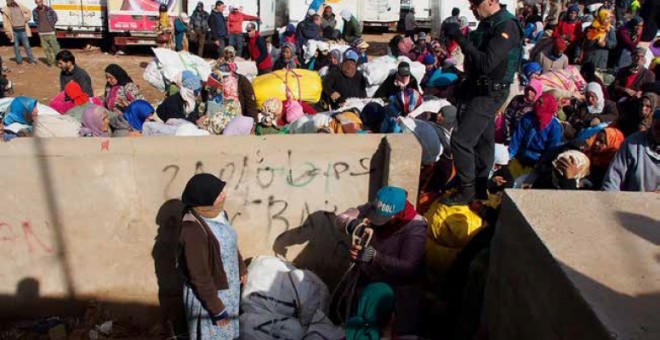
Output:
(475, 177), (489, 200)
(441, 184), (475, 206)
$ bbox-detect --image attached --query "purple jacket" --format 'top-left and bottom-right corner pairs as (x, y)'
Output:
(336, 202), (427, 286)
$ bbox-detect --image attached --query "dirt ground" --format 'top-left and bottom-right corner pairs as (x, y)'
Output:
(3, 32), (396, 104)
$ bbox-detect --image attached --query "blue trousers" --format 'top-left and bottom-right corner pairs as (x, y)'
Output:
(13, 30), (35, 64)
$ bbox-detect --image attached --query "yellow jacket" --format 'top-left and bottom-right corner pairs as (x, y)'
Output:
(1, 1), (32, 42)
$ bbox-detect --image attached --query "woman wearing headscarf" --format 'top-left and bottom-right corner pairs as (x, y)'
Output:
(521, 61), (543, 85)
(319, 49), (342, 78)
(122, 99), (155, 133)
(174, 13), (190, 52)
(178, 173), (247, 340)
(157, 70), (202, 123)
(346, 282), (396, 340)
(551, 150), (593, 190)
(572, 82), (619, 132)
(509, 92), (564, 173)
(80, 105), (110, 137)
(577, 9), (617, 69)
(552, 5), (582, 56)
(103, 64), (143, 114)
(586, 127), (625, 187)
(2, 96), (37, 137)
(272, 42), (300, 71)
(614, 17), (644, 70)
(50, 81), (103, 115)
(614, 92), (656, 136)
(503, 79), (543, 143)
(156, 4), (174, 49)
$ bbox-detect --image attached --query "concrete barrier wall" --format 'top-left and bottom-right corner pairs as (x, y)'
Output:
(484, 190), (660, 340)
(0, 134), (421, 321)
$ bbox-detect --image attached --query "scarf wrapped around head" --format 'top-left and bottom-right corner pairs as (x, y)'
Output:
(534, 92), (557, 130)
(586, 82), (605, 114)
(565, 5), (579, 23)
(123, 99), (154, 132)
(4, 96), (37, 126)
(259, 98), (283, 127)
(181, 173), (226, 210)
(330, 49), (342, 63)
(346, 283), (395, 340)
(65, 81), (89, 107)
(552, 150), (591, 188)
(179, 70), (201, 115)
(522, 61), (542, 79)
(526, 79), (544, 102)
(588, 127), (624, 170)
(80, 105), (109, 137)
(587, 10), (612, 41)
(104, 64), (133, 88)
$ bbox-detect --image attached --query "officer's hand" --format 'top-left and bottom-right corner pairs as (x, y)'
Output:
(443, 23), (462, 41)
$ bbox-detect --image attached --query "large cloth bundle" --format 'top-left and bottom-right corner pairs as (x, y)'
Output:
(253, 69), (322, 107)
(538, 66), (586, 94)
(240, 256), (342, 339)
(424, 198), (485, 274)
(33, 115), (81, 137)
(399, 117), (443, 165)
(0, 97), (60, 117)
(359, 56), (425, 97)
(303, 40), (351, 63)
(143, 48), (213, 92)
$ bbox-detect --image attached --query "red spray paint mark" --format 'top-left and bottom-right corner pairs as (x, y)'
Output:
(22, 221), (55, 254)
(101, 139), (110, 151)
(0, 220), (54, 255)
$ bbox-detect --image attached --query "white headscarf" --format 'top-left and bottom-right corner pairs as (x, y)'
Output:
(586, 82), (605, 114)
(340, 9), (352, 21)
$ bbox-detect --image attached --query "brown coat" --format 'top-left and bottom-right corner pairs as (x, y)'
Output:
(237, 73), (258, 119)
(178, 211), (247, 316)
(1, 1), (32, 42)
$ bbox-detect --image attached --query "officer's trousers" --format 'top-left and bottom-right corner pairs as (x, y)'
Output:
(451, 90), (509, 192)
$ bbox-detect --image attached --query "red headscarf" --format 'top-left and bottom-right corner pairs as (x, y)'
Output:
(64, 81), (89, 107)
(534, 92), (557, 130)
(588, 127), (625, 170)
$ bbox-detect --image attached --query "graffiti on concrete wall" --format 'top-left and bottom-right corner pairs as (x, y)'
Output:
(0, 220), (55, 255)
(162, 148), (377, 245)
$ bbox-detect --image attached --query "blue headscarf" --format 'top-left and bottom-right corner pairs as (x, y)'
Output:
(345, 283), (396, 340)
(522, 62), (542, 80)
(427, 69), (458, 88)
(123, 99), (155, 132)
(181, 70), (202, 94)
(3, 96), (37, 126)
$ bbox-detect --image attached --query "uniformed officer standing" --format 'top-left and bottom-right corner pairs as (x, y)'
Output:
(441, 0), (523, 205)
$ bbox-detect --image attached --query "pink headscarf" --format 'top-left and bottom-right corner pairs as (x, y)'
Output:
(80, 105), (109, 137)
(526, 79), (544, 102)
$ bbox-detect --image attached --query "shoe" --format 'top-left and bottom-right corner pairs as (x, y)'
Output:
(28, 60), (37, 65)
(475, 177), (489, 200)
(441, 185), (476, 206)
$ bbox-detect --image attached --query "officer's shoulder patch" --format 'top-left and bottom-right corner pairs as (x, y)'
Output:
(501, 32), (509, 39)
